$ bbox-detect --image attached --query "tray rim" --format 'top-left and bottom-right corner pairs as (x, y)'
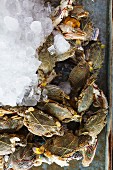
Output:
(105, 0), (112, 170)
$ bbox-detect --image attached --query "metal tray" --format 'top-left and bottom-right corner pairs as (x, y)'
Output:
(32, 0), (112, 169)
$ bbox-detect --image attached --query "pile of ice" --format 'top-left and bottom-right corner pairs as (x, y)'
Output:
(0, 0), (53, 106)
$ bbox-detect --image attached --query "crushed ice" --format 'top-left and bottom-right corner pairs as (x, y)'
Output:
(0, 0), (53, 106)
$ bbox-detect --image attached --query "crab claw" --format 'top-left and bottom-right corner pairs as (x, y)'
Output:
(52, 0), (74, 27)
(82, 138), (97, 167)
(52, 8), (68, 27)
(61, 0), (74, 6)
(93, 83), (108, 109)
(64, 30), (87, 40)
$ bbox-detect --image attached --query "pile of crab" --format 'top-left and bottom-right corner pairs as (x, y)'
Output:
(0, 0), (108, 169)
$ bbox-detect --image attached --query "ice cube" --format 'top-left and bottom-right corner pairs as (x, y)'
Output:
(5, 0), (21, 15)
(54, 34), (70, 54)
(23, 0), (34, 10)
(4, 16), (19, 31)
(23, 98), (38, 106)
(24, 17), (33, 26)
(0, 87), (3, 97)
(30, 21), (42, 34)
(42, 17), (53, 36)
(48, 45), (56, 55)
(26, 47), (36, 57)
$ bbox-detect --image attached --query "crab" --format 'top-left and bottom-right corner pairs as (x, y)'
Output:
(85, 42), (104, 71)
(45, 84), (70, 102)
(37, 34), (56, 74)
(0, 107), (24, 133)
(37, 33), (76, 86)
(83, 21), (95, 41)
(37, 34), (57, 84)
(77, 76), (108, 113)
(39, 100), (82, 123)
(93, 83), (108, 109)
(68, 60), (90, 91)
(51, 0), (74, 27)
(43, 131), (78, 158)
(82, 138), (97, 167)
(0, 106), (27, 117)
(58, 16), (98, 42)
(77, 84), (94, 113)
(51, 1), (91, 41)
(23, 108), (64, 137)
(6, 144), (36, 170)
(79, 109), (107, 138)
(70, 5), (89, 19)
(58, 23), (87, 40)
(33, 131), (93, 167)
(0, 114), (23, 133)
(0, 133), (26, 156)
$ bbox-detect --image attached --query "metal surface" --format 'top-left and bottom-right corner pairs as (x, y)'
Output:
(105, 0), (112, 169)
(32, 0), (112, 169)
